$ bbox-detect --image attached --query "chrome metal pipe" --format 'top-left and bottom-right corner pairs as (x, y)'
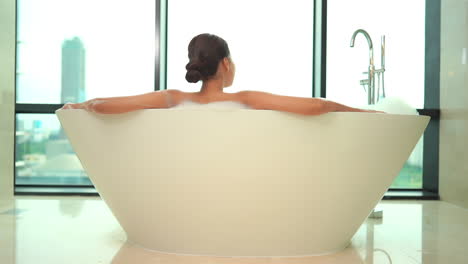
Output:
(381, 35), (386, 99)
(350, 29), (375, 104)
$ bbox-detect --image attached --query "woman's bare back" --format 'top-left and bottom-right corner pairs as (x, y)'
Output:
(168, 90), (244, 106)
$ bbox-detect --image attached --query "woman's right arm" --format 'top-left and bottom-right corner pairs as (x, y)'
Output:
(58, 90), (183, 114)
(238, 91), (381, 116)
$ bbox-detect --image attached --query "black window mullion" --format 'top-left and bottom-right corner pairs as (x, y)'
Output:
(15, 104), (64, 114)
(155, 0), (161, 91)
(423, 0), (441, 195)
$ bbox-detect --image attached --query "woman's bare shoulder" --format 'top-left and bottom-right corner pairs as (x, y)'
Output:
(233, 90), (326, 114)
(233, 90), (277, 105)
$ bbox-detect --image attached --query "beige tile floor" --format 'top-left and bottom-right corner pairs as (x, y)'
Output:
(0, 197), (467, 264)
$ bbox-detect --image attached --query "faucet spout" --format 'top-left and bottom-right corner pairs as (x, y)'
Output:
(350, 29), (374, 66)
(350, 29), (376, 104)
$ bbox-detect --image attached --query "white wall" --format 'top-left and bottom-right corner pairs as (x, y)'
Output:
(0, 0), (16, 199)
(439, 0), (468, 209)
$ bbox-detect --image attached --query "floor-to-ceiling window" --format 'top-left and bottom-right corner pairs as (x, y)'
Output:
(165, 0), (314, 97)
(15, 0), (156, 191)
(14, 0), (438, 195)
(326, 0), (426, 189)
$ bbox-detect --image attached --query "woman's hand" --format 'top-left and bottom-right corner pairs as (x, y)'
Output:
(58, 99), (104, 112)
(59, 102), (84, 110)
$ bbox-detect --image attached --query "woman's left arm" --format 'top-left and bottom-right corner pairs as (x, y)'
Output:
(59, 90), (179, 114)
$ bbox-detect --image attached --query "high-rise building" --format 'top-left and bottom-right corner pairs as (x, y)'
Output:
(61, 37), (86, 103)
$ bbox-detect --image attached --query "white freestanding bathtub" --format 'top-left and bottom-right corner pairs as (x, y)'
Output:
(56, 109), (429, 257)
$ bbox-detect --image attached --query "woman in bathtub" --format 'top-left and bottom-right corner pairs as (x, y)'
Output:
(60, 33), (382, 115)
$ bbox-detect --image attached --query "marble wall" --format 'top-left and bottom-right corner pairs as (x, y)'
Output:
(0, 0), (16, 199)
(439, 0), (468, 208)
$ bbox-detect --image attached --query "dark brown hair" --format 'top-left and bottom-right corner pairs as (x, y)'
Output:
(185, 33), (231, 83)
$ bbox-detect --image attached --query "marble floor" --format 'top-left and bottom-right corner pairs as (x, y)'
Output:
(0, 197), (467, 264)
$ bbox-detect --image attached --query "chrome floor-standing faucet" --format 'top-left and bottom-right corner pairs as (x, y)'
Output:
(350, 30), (386, 219)
(350, 29), (386, 105)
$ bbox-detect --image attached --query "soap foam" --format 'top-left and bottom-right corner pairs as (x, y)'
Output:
(362, 97), (418, 115)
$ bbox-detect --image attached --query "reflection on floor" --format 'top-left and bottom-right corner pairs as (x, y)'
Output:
(0, 197), (467, 264)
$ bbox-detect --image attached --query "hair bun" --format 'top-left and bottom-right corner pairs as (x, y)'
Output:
(185, 34), (231, 83)
(185, 69), (202, 83)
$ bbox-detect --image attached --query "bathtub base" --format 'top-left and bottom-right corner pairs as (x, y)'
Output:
(124, 239), (352, 258)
